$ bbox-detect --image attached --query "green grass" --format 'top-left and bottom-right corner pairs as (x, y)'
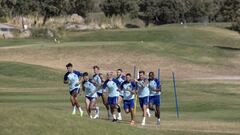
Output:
(62, 24), (240, 47)
(0, 24), (240, 135)
(0, 38), (51, 47)
(1, 24), (239, 67)
(0, 62), (64, 88)
(59, 24), (240, 66)
(0, 62), (240, 135)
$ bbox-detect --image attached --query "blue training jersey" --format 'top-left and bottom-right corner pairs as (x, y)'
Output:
(92, 74), (103, 93)
(149, 78), (161, 96)
(121, 81), (136, 100)
(103, 78), (121, 97)
(64, 70), (82, 91)
(136, 78), (150, 98)
(83, 79), (97, 98)
(116, 75), (125, 96)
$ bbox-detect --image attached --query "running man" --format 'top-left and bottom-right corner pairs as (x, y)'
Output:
(82, 72), (100, 119)
(63, 63), (84, 116)
(103, 72), (121, 122)
(115, 68), (125, 120)
(92, 66), (111, 118)
(148, 72), (161, 125)
(135, 70), (150, 126)
(99, 73), (112, 119)
(121, 73), (136, 125)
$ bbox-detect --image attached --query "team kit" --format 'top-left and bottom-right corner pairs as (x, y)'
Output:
(63, 63), (161, 126)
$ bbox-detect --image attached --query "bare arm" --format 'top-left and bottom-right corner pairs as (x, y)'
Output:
(64, 80), (69, 84)
(128, 88), (136, 94)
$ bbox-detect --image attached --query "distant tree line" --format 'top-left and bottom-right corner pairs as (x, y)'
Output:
(101, 0), (240, 31)
(0, 0), (239, 31)
(0, 0), (94, 25)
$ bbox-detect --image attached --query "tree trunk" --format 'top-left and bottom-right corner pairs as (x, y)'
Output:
(42, 15), (48, 26)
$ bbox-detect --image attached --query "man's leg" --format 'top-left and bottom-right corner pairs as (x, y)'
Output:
(111, 105), (117, 122)
(110, 97), (118, 122)
(141, 97), (149, 126)
(70, 95), (76, 115)
(156, 105), (160, 125)
(73, 92), (83, 117)
(117, 96), (122, 120)
(124, 101), (130, 114)
(141, 104), (147, 126)
(130, 108), (135, 125)
(103, 93), (111, 119)
(85, 98), (91, 117)
(90, 98), (100, 119)
(155, 95), (161, 125)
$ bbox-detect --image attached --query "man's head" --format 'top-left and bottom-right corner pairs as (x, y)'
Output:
(126, 73), (131, 82)
(66, 63), (73, 72)
(93, 65), (100, 74)
(139, 70), (145, 80)
(83, 72), (89, 81)
(107, 72), (113, 80)
(117, 69), (123, 77)
(149, 72), (154, 80)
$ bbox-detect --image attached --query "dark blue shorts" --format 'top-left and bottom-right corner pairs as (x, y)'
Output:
(149, 95), (161, 106)
(108, 97), (118, 106)
(123, 99), (134, 110)
(139, 96), (149, 108)
(97, 92), (103, 97)
(69, 88), (80, 95)
(86, 96), (96, 101)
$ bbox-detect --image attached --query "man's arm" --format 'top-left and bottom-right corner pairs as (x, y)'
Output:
(153, 79), (161, 92)
(64, 80), (69, 84)
(63, 72), (69, 84)
(154, 86), (161, 92)
(128, 88), (136, 94)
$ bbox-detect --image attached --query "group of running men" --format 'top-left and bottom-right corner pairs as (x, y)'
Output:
(63, 63), (161, 126)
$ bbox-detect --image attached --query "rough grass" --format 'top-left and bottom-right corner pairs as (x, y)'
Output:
(0, 24), (240, 135)
(0, 24), (240, 79)
(0, 62), (240, 135)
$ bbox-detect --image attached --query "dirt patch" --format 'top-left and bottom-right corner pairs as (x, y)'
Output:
(0, 45), (240, 79)
(0, 45), (32, 49)
(119, 119), (240, 134)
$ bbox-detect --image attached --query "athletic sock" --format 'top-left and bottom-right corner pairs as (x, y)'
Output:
(142, 117), (146, 125)
(157, 118), (161, 125)
(146, 108), (151, 117)
(146, 108), (150, 114)
(117, 105), (121, 113)
(78, 107), (83, 112)
(72, 106), (76, 114)
(96, 106), (99, 114)
(113, 114), (116, 120)
(142, 117), (146, 122)
(73, 106), (76, 111)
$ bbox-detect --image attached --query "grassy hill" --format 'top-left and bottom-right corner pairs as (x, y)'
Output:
(0, 24), (240, 135)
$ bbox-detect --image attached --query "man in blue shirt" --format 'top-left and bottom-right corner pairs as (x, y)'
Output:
(92, 66), (111, 119)
(121, 73), (136, 125)
(82, 72), (100, 119)
(148, 72), (161, 125)
(63, 63), (83, 116)
(115, 68), (125, 120)
(136, 70), (150, 126)
(103, 72), (121, 122)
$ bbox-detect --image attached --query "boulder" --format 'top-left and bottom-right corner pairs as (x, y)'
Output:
(70, 14), (85, 24)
